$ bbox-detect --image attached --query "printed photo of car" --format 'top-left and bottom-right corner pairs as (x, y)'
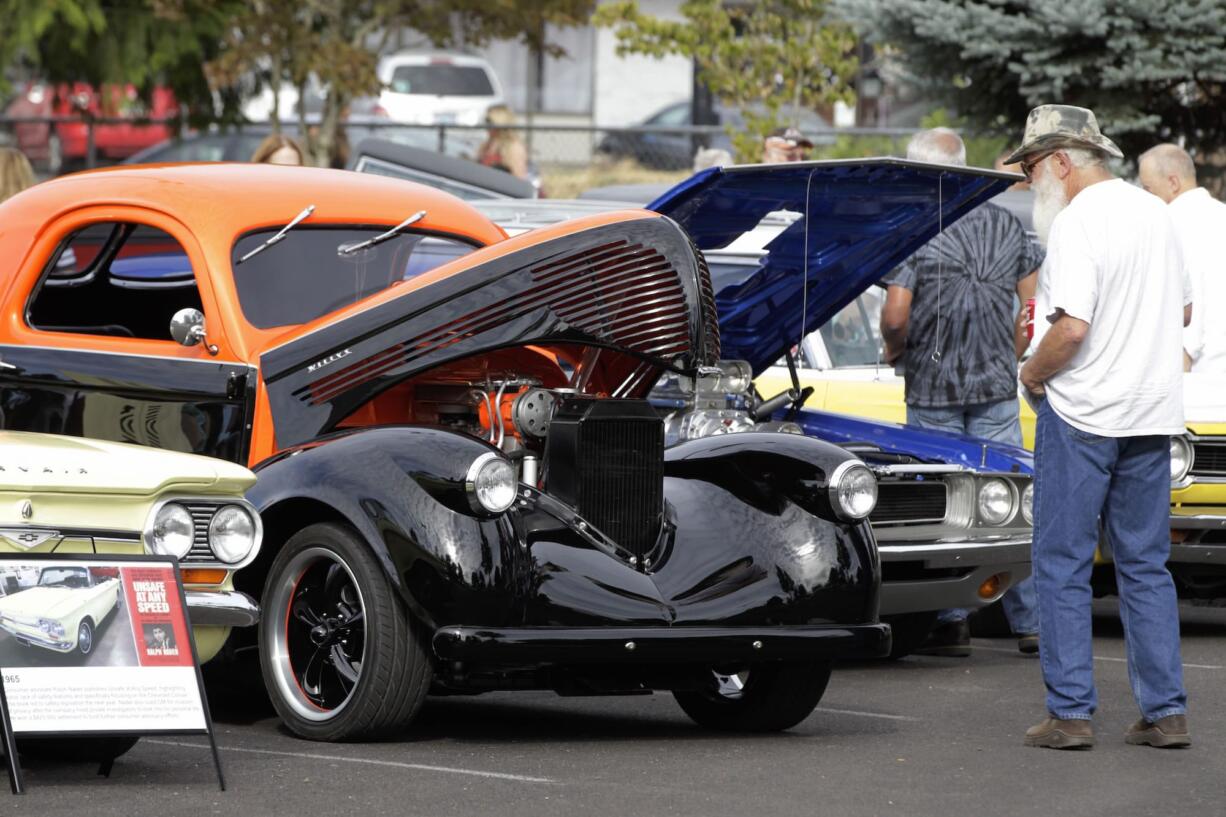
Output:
(0, 565), (120, 657)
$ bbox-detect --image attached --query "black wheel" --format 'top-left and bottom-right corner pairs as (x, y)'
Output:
(882, 612), (940, 659)
(259, 522), (431, 741)
(673, 661), (832, 732)
(18, 736), (138, 763)
(77, 618), (94, 656)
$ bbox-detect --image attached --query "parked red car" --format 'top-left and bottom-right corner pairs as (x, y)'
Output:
(5, 82), (177, 172)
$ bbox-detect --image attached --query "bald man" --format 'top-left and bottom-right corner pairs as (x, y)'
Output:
(1138, 144), (1226, 373)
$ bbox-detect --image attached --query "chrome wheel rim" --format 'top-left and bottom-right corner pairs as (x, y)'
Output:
(78, 621), (92, 655)
(267, 547), (367, 722)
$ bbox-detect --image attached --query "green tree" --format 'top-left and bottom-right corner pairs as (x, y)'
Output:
(594, 0), (858, 162)
(209, 0), (596, 167)
(835, 0), (1226, 187)
(0, 0), (240, 116)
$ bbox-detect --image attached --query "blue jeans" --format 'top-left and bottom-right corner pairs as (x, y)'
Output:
(907, 399), (1039, 632)
(1033, 400), (1186, 721)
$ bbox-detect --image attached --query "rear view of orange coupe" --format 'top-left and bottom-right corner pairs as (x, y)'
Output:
(0, 165), (890, 741)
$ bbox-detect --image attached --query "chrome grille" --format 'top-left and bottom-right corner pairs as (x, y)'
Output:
(1191, 440), (1226, 477)
(870, 481), (948, 526)
(184, 503), (220, 562)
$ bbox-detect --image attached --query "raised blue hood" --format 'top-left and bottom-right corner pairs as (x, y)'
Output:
(647, 159), (1016, 374)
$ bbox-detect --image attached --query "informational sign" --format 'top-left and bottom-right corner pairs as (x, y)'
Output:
(0, 553), (222, 793)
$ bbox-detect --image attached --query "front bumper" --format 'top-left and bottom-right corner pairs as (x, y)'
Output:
(877, 536), (1031, 616)
(0, 622), (73, 652)
(184, 590), (260, 628)
(433, 624), (892, 665)
(1168, 512), (1226, 565)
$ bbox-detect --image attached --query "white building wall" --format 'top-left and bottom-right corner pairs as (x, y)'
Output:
(592, 0), (692, 128)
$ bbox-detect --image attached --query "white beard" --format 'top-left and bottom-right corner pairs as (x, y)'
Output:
(1031, 172), (1069, 246)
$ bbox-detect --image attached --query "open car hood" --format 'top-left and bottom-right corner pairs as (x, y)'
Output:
(648, 159), (1016, 374)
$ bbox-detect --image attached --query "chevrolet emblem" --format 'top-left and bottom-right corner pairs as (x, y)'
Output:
(0, 528), (58, 550)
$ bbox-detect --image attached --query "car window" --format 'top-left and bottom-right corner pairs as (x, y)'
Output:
(353, 156), (511, 200)
(154, 138), (230, 163)
(38, 567), (89, 588)
(389, 65), (495, 96)
(648, 103), (690, 127)
(818, 291), (885, 367)
(231, 227), (476, 329)
(28, 222), (204, 340)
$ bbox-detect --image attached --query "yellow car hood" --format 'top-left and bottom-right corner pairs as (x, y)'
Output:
(0, 431), (254, 497)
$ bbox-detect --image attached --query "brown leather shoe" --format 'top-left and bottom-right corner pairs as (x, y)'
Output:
(1125, 715), (1190, 748)
(1024, 716), (1095, 749)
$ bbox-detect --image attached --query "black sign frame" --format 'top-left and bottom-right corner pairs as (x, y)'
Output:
(0, 552), (225, 794)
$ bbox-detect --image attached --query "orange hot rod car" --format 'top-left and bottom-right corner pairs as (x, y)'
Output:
(0, 165), (892, 741)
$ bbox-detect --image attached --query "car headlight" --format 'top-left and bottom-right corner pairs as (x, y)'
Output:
(466, 452), (517, 514)
(147, 502), (194, 559)
(977, 479), (1016, 526)
(38, 618), (64, 638)
(208, 504), (259, 564)
(1021, 483), (1034, 525)
(1170, 435), (1193, 484)
(829, 461), (877, 520)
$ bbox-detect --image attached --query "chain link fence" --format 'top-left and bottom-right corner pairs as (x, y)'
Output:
(0, 115), (930, 197)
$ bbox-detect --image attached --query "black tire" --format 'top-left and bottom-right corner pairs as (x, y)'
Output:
(77, 618), (94, 656)
(673, 661), (832, 732)
(882, 612), (940, 659)
(259, 522), (431, 741)
(18, 736), (139, 763)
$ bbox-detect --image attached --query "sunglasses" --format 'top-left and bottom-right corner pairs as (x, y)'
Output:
(1020, 151), (1057, 182)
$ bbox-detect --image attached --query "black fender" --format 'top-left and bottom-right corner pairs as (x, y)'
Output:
(247, 426), (524, 630)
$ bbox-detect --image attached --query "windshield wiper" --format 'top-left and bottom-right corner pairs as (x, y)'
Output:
(236, 204), (316, 265)
(337, 211), (427, 256)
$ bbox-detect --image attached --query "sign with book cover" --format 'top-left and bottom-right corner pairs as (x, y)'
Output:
(0, 553), (222, 793)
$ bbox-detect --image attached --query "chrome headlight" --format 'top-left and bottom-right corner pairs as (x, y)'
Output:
(1021, 483), (1034, 525)
(208, 504), (260, 564)
(467, 452), (517, 514)
(147, 502), (194, 559)
(977, 479), (1016, 526)
(829, 461), (878, 520)
(1170, 435), (1193, 484)
(38, 618), (64, 638)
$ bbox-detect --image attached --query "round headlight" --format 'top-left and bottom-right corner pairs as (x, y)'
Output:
(148, 502), (194, 559)
(978, 479), (1016, 526)
(1021, 483), (1034, 525)
(208, 504), (258, 564)
(829, 461), (877, 520)
(1170, 435), (1193, 484)
(467, 453), (517, 514)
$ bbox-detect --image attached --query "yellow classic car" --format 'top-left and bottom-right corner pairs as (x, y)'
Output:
(0, 431), (262, 661)
(0, 565), (120, 654)
(756, 295), (1226, 597)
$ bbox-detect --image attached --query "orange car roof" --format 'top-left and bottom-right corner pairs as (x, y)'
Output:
(2, 163), (509, 248)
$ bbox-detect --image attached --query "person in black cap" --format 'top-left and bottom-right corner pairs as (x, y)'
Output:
(762, 126), (813, 163)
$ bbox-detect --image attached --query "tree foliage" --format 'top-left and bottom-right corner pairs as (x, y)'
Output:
(835, 0), (1226, 184)
(0, 0), (240, 115)
(594, 0), (858, 162)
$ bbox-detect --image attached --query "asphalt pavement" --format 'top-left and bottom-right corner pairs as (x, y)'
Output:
(4, 599), (1224, 817)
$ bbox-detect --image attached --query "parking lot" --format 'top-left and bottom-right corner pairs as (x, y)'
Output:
(2, 599), (1221, 817)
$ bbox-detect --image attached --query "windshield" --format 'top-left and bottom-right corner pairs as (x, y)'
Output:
(231, 227), (476, 328)
(389, 65), (495, 97)
(818, 291), (885, 367)
(38, 567), (89, 589)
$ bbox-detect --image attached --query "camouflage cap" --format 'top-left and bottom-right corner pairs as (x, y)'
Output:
(1003, 104), (1123, 165)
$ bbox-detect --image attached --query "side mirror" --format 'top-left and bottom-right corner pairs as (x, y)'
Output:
(169, 308), (218, 355)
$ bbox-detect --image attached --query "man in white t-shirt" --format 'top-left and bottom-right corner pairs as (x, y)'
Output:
(1007, 105), (1191, 750)
(1138, 143), (1226, 374)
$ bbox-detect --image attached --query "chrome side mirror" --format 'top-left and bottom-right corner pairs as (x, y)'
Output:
(169, 308), (218, 355)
